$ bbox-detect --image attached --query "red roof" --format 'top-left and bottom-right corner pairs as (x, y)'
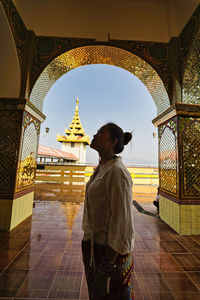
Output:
(160, 149), (176, 161)
(38, 145), (78, 161)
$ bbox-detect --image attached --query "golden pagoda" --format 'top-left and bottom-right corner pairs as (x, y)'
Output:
(57, 97), (90, 164)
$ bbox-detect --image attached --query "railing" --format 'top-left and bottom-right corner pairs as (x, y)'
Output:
(35, 165), (86, 198)
(35, 164), (159, 201)
(36, 165), (86, 183)
(36, 165), (159, 184)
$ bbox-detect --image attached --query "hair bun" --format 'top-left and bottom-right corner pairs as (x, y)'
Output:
(124, 132), (132, 145)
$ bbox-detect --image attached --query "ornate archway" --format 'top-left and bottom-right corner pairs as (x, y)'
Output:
(29, 45), (170, 115)
(0, 0), (199, 234)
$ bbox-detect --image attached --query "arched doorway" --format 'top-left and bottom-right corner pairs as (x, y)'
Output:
(21, 44), (169, 190)
(0, 2), (199, 233)
(7, 45), (168, 232)
(29, 45), (170, 115)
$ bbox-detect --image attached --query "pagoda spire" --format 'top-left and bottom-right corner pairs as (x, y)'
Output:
(75, 97), (79, 114)
(57, 97), (90, 145)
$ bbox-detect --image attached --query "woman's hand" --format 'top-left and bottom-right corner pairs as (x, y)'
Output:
(105, 245), (118, 262)
(93, 272), (110, 297)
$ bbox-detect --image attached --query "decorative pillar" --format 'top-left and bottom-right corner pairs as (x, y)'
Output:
(0, 98), (45, 231)
(153, 103), (200, 234)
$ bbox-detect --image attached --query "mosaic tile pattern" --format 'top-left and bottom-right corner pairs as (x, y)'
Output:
(182, 29), (200, 105)
(181, 118), (200, 196)
(0, 111), (23, 195)
(16, 112), (40, 192)
(159, 118), (177, 194)
(0, 192), (200, 299)
(29, 46), (170, 114)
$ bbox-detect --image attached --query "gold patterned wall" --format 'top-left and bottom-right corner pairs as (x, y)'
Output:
(0, 110), (23, 197)
(180, 117), (200, 197)
(159, 117), (178, 195)
(156, 105), (200, 203)
(182, 29), (200, 105)
(15, 112), (40, 192)
(29, 45), (170, 115)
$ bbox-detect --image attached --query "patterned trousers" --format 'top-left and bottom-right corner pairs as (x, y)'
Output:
(81, 240), (134, 300)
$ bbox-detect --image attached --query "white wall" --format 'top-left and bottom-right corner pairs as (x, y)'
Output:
(61, 142), (86, 164)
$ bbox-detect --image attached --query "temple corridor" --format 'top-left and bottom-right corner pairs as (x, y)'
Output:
(1, 1), (200, 298)
(1, 193), (200, 300)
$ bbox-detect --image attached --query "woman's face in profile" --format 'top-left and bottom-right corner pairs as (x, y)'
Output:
(90, 126), (114, 152)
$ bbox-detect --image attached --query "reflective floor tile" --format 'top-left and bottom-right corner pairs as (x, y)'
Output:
(1, 199), (200, 300)
(1, 238), (29, 251)
(161, 241), (189, 254)
(161, 272), (199, 297)
(44, 240), (67, 252)
(172, 253), (200, 271)
(186, 271), (200, 290)
(48, 271), (82, 298)
(0, 250), (19, 268)
(8, 251), (41, 270)
(33, 253), (63, 271)
(151, 254), (183, 272)
(16, 270), (56, 298)
(136, 272), (171, 293)
(0, 269), (29, 297)
(59, 253), (83, 272)
(133, 254), (159, 273)
(23, 240), (48, 252)
(178, 240), (200, 253)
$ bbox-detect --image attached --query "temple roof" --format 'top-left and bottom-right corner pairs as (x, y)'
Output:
(57, 97), (90, 145)
(38, 145), (78, 161)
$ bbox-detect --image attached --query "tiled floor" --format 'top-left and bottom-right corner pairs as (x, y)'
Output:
(1, 190), (200, 299)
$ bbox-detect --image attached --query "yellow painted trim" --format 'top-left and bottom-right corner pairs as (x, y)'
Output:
(10, 192), (34, 230)
(159, 195), (200, 235)
(0, 192), (34, 231)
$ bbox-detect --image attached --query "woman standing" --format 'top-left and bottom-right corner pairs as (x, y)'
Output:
(82, 123), (135, 300)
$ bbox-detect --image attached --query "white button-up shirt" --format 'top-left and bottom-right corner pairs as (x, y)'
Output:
(82, 156), (135, 256)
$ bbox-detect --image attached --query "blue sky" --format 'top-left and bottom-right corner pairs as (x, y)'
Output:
(39, 64), (158, 166)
